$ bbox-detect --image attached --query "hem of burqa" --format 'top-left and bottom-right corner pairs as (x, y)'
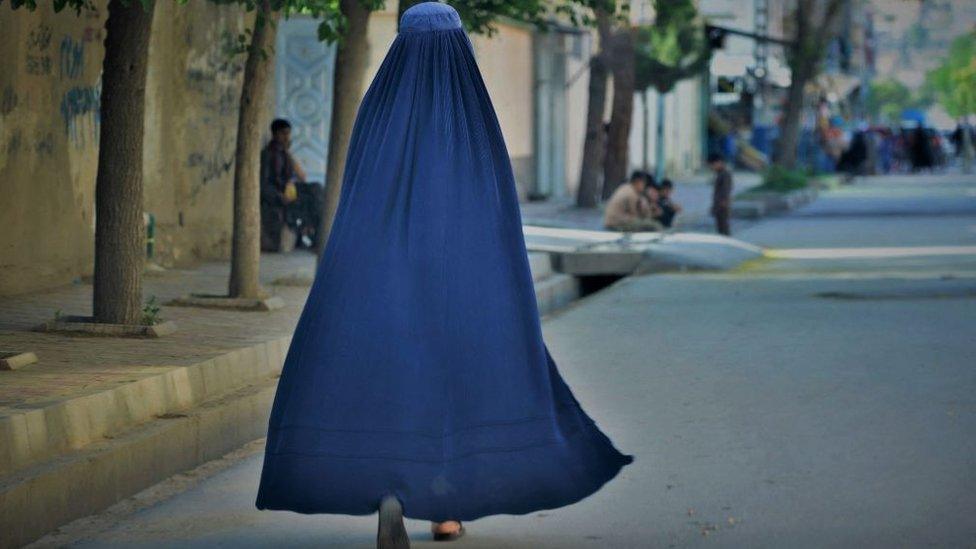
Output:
(254, 3), (634, 523)
(255, 347), (634, 522)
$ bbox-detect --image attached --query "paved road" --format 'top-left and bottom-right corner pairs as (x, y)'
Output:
(36, 175), (976, 548)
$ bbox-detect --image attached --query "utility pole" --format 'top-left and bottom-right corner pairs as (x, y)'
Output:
(753, 0), (771, 127)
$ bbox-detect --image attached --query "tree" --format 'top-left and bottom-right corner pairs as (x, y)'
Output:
(228, 0), (280, 299)
(576, 2), (629, 206)
(223, 0), (350, 296)
(925, 31), (976, 119)
(865, 79), (912, 124)
(926, 31), (976, 173)
(633, 0), (709, 181)
(6, 0), (156, 325)
(317, 0), (383, 258)
(602, 23), (635, 199)
(776, 0), (847, 169)
(576, 8), (612, 208)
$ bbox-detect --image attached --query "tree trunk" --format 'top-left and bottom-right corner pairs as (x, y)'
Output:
(776, 64), (808, 169)
(317, 0), (372, 259)
(228, 0), (279, 298)
(602, 28), (635, 200)
(961, 123), (974, 175)
(776, 0), (847, 170)
(654, 90), (666, 181)
(92, 0), (155, 325)
(576, 52), (609, 208)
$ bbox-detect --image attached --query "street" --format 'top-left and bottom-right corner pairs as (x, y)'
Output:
(33, 174), (976, 548)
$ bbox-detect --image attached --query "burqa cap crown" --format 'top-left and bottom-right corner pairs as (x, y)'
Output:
(399, 2), (463, 32)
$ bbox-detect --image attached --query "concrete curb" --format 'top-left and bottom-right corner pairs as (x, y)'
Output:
(0, 352), (38, 371)
(733, 187), (819, 219)
(535, 274), (580, 316)
(0, 378), (277, 549)
(0, 337), (288, 478)
(167, 295), (286, 312)
(543, 232), (763, 275)
(33, 317), (178, 338)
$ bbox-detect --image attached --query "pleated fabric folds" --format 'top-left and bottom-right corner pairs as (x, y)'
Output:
(255, 2), (633, 522)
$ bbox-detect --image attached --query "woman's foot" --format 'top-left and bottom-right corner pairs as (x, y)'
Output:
(377, 496), (410, 549)
(431, 521), (465, 541)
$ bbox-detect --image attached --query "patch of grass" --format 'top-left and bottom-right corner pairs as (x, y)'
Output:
(751, 165), (809, 193)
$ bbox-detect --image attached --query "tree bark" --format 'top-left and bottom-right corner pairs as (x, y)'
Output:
(776, 65), (808, 169)
(317, 0), (372, 259)
(576, 52), (609, 208)
(576, 10), (613, 208)
(603, 27), (635, 200)
(92, 0), (155, 325)
(228, 0), (279, 298)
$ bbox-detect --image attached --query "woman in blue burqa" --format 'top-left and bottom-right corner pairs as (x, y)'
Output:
(255, 3), (633, 546)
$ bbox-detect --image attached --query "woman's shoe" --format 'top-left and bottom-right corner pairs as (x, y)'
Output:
(377, 495), (410, 549)
(431, 521), (465, 542)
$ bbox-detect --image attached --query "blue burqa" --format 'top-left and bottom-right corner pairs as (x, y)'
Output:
(256, 2), (633, 522)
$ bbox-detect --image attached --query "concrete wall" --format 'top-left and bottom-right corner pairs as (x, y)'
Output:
(0, 3), (106, 295)
(471, 25), (536, 198)
(629, 79), (704, 178)
(0, 1), (249, 296)
(143, 1), (248, 267)
(564, 32), (594, 199)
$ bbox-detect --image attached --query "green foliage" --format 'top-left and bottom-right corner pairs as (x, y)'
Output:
(6, 0), (151, 12)
(633, 0), (710, 94)
(757, 165), (808, 192)
(866, 79), (930, 124)
(925, 31), (976, 117)
(141, 295), (162, 326)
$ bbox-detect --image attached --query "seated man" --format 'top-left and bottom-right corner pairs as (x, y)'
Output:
(656, 179), (682, 229)
(260, 119), (322, 251)
(603, 171), (663, 232)
(641, 177), (665, 223)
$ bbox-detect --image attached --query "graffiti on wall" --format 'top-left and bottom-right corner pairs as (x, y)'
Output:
(185, 30), (245, 117)
(59, 36), (85, 80)
(60, 84), (101, 148)
(6, 129), (23, 156)
(1, 86), (17, 115)
(25, 24), (53, 76)
(35, 132), (54, 156)
(186, 126), (234, 194)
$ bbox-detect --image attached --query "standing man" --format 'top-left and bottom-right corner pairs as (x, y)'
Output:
(708, 152), (733, 236)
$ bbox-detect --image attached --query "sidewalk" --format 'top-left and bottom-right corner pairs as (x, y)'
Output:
(519, 171), (762, 231)
(0, 250), (575, 548)
(44, 172), (976, 548)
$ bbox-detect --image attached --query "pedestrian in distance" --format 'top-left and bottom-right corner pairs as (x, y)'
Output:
(708, 152), (733, 236)
(254, 4), (633, 548)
